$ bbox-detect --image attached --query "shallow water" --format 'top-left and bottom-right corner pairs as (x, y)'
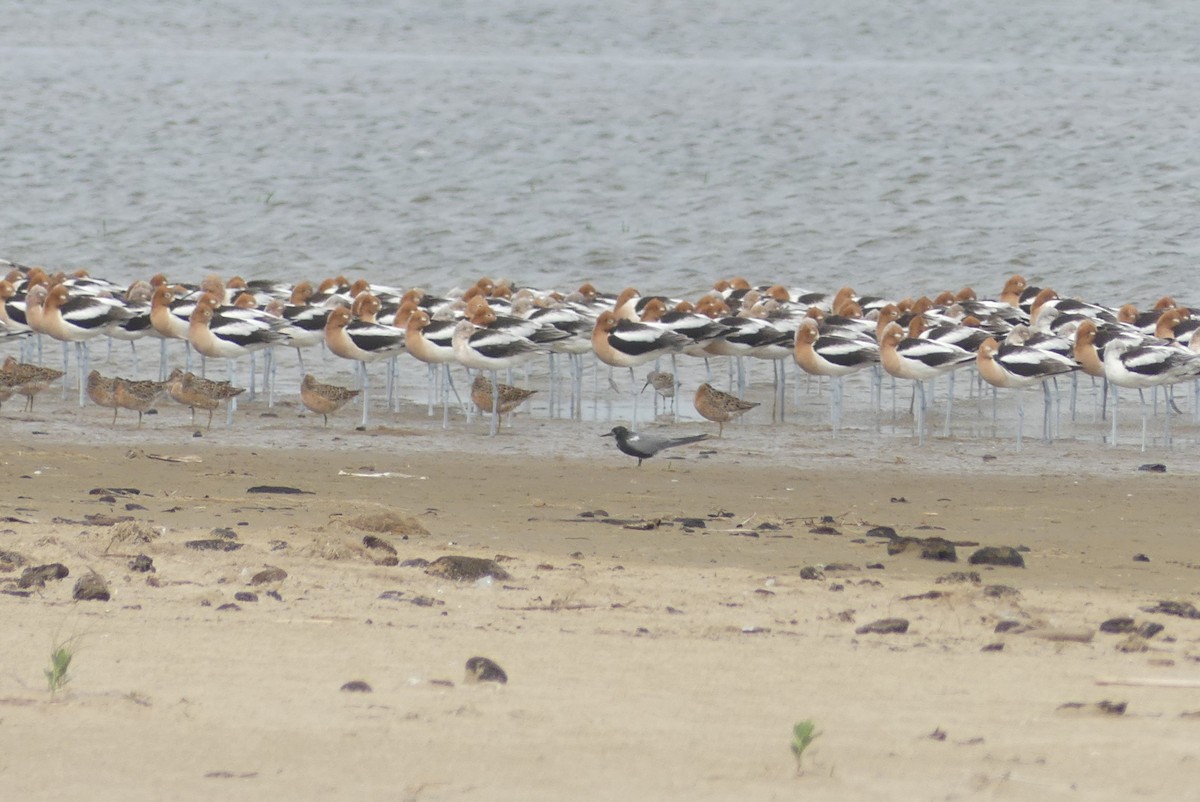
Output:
(8, 1), (1200, 450)
(5, 1), (1200, 303)
(10, 330), (1200, 473)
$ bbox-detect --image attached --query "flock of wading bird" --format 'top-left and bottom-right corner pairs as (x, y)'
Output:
(2, 260), (1200, 450)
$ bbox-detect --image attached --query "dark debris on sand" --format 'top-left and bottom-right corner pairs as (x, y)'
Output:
(855, 618), (910, 635)
(464, 656), (508, 684)
(425, 556), (511, 582)
(968, 546), (1025, 568)
(18, 563), (69, 588)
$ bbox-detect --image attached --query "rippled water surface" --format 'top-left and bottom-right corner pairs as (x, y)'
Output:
(5, 1), (1200, 303)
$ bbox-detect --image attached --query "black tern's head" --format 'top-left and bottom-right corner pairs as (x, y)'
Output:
(601, 426), (629, 439)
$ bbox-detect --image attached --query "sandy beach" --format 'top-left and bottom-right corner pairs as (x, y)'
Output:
(8, 0), (1200, 795)
(1, 393), (1199, 802)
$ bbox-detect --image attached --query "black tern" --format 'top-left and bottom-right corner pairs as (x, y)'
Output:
(601, 425), (709, 466)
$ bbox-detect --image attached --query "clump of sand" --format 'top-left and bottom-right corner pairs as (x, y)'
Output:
(105, 519), (162, 553)
(346, 511), (429, 538)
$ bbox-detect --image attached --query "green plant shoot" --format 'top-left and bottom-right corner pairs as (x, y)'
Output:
(790, 720), (819, 770)
(45, 637), (79, 695)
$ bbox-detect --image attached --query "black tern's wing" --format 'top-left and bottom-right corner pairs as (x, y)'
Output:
(613, 431), (653, 459)
(622, 430), (674, 457)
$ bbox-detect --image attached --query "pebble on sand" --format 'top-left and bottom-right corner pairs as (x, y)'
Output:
(0, 549), (29, 572)
(888, 536), (957, 562)
(426, 556), (511, 582)
(362, 535), (400, 566)
(1141, 600), (1200, 619)
(129, 554), (155, 573)
(18, 563), (70, 589)
(1057, 701), (1127, 716)
(968, 546), (1025, 568)
(1137, 621), (1165, 639)
(464, 657), (508, 684)
(361, 535), (397, 555)
(936, 571), (981, 584)
(185, 539), (244, 552)
(1115, 635), (1149, 652)
(855, 618), (909, 635)
(1099, 617), (1136, 634)
(73, 571), (111, 602)
(250, 567), (288, 585)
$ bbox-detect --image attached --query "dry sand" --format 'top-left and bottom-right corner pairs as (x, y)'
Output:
(2, 400), (1200, 801)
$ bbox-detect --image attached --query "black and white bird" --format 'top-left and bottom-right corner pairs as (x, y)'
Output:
(601, 425), (709, 466)
(1102, 338), (1200, 391)
(453, 313), (543, 437)
(264, 284), (333, 372)
(1102, 337), (1200, 448)
(324, 305), (406, 429)
(36, 283), (135, 406)
(638, 298), (732, 357)
(975, 337), (1078, 446)
(879, 321), (976, 445)
(792, 318), (879, 432)
(592, 310), (690, 428)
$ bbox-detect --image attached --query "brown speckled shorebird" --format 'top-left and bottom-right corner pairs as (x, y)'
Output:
(86, 369), (121, 423)
(166, 368), (246, 429)
(471, 374), (537, 415)
(694, 382), (759, 437)
(641, 369), (676, 400)
(0, 373), (17, 411)
(641, 368), (678, 419)
(114, 377), (169, 427)
(300, 373), (360, 426)
(2, 356), (66, 412)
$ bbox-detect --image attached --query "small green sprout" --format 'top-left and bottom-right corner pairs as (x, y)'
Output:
(45, 636), (81, 695)
(790, 720), (819, 772)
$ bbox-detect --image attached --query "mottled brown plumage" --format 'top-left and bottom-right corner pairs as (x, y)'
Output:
(2, 356), (65, 412)
(693, 382), (759, 437)
(166, 368), (246, 429)
(641, 369), (676, 399)
(471, 374), (537, 415)
(0, 373), (17, 410)
(114, 377), (168, 427)
(86, 370), (121, 423)
(300, 373), (360, 426)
